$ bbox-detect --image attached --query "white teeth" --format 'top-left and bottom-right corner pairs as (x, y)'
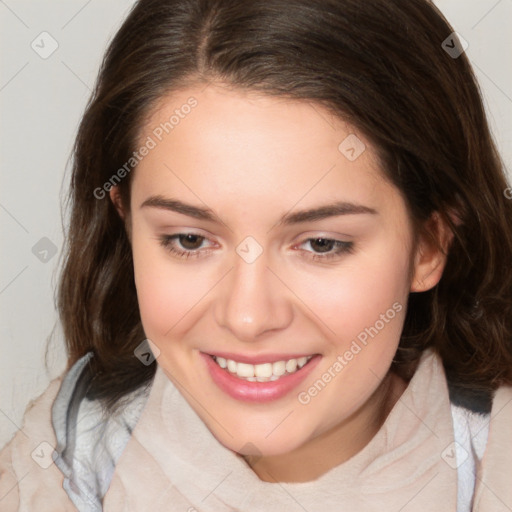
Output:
(297, 356), (308, 368)
(285, 359), (298, 373)
(237, 362), (254, 378)
(212, 355), (314, 381)
(254, 363), (273, 378)
(272, 361), (286, 376)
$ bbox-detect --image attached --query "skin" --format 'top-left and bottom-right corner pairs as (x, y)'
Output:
(110, 83), (452, 483)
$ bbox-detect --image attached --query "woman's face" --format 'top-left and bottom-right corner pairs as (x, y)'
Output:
(112, 83), (445, 479)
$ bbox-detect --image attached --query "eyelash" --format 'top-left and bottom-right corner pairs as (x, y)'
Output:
(158, 233), (354, 262)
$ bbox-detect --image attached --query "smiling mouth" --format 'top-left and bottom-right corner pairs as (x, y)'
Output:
(210, 354), (315, 382)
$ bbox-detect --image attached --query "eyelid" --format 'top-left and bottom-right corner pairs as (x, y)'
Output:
(157, 231), (355, 264)
(157, 233), (216, 259)
(291, 230), (355, 243)
(293, 237), (354, 260)
(158, 232), (215, 246)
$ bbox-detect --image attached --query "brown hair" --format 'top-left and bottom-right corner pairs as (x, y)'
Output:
(57, 0), (512, 411)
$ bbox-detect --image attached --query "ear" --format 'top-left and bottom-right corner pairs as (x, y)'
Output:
(410, 211), (455, 293)
(109, 185), (126, 220)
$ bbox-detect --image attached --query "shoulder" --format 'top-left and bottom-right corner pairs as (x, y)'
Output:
(0, 375), (76, 511)
(472, 384), (512, 512)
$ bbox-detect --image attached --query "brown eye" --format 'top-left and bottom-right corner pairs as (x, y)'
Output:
(178, 234), (205, 250)
(158, 233), (212, 259)
(309, 238), (336, 253)
(298, 237), (354, 261)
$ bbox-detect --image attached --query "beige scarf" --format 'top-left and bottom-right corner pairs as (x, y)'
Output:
(103, 349), (459, 511)
(3, 347), (512, 511)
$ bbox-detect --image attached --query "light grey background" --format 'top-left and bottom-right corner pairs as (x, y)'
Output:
(1, 0), (511, 447)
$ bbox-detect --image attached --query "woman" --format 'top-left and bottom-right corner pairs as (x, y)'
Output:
(1, 0), (511, 510)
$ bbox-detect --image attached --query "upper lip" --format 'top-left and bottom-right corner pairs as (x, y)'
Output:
(204, 351), (318, 365)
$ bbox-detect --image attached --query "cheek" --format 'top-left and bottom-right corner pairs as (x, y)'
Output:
(296, 248), (410, 426)
(297, 247), (411, 346)
(131, 235), (202, 338)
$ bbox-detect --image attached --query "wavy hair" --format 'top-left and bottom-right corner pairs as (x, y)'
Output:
(57, 0), (512, 410)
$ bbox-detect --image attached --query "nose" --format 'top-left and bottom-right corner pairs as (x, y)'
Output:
(214, 246), (293, 342)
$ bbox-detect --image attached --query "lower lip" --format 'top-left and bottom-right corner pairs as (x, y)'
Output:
(200, 352), (322, 403)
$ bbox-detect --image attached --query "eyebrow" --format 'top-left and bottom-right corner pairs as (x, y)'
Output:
(140, 195), (378, 225)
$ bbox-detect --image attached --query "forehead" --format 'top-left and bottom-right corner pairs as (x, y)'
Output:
(132, 84), (396, 217)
